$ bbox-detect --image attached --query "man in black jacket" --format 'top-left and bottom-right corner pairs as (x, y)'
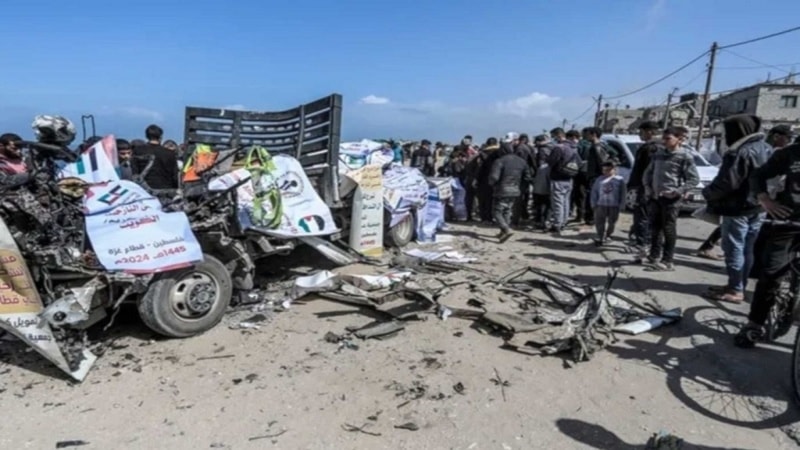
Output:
(133, 124), (179, 190)
(581, 127), (610, 225)
(547, 137), (580, 233)
(474, 138), (503, 222)
(411, 140), (436, 177)
(488, 144), (532, 242)
(629, 121), (662, 258)
(512, 133), (535, 224)
(703, 115), (772, 303)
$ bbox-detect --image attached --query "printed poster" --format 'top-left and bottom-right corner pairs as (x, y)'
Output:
(84, 181), (203, 273)
(208, 155), (339, 238)
(382, 166), (428, 226)
(346, 165), (384, 257)
(0, 219), (96, 381)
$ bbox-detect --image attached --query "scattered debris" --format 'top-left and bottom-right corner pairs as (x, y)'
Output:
(342, 423), (382, 437)
(55, 441), (89, 449)
(646, 431), (685, 449)
(248, 430), (288, 441)
(230, 313), (271, 330)
(490, 368), (511, 402)
(453, 382), (466, 395)
(394, 422), (420, 431)
(197, 355), (235, 362)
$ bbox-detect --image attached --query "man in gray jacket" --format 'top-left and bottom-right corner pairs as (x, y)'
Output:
(489, 145), (533, 242)
(642, 127), (700, 271)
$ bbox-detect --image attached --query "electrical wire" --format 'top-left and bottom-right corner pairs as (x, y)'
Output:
(721, 49), (794, 75)
(719, 25), (800, 50)
(603, 51), (709, 100)
(717, 62), (800, 70)
(568, 102), (596, 123)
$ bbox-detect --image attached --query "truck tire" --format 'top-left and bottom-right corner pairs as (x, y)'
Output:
(137, 254), (232, 338)
(385, 212), (415, 248)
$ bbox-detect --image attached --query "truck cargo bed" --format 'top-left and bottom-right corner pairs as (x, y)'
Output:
(184, 94), (343, 207)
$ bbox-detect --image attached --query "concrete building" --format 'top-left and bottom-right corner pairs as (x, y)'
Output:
(595, 105), (645, 133)
(709, 78), (800, 131)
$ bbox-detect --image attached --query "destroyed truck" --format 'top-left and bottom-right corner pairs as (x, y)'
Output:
(183, 94), (420, 258)
(0, 117), (233, 381)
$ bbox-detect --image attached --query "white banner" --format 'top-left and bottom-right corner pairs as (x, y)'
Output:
(84, 181), (203, 273)
(209, 155), (338, 238)
(59, 135), (120, 183)
(346, 165), (384, 257)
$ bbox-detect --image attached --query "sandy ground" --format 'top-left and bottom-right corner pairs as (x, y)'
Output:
(1, 214), (799, 450)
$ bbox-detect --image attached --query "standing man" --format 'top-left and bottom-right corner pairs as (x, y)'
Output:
(116, 139), (135, 181)
(569, 130), (589, 221)
(410, 140), (436, 176)
(547, 134), (580, 233)
(532, 135), (553, 229)
(642, 127), (700, 271)
(702, 115), (772, 303)
(513, 133), (535, 225)
(550, 127), (567, 143)
(475, 137), (502, 222)
(488, 143), (532, 242)
(629, 121), (662, 260)
(133, 124), (179, 190)
(581, 127), (609, 225)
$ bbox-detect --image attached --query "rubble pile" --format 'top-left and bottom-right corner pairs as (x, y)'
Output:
(287, 249), (681, 363)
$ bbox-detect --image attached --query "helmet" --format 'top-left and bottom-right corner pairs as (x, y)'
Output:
(31, 115), (77, 145)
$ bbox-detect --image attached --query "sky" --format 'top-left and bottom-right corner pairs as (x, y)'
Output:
(1, 0), (799, 143)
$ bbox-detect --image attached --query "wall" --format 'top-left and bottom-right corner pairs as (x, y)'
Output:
(755, 85), (800, 126)
(709, 86), (760, 118)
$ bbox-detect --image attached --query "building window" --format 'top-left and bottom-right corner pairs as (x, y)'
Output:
(780, 95), (798, 108)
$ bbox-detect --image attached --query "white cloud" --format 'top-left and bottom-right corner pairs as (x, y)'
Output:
(346, 92), (595, 142)
(222, 104), (247, 110)
(107, 106), (164, 122)
(359, 95), (391, 105)
(645, 0), (667, 32)
(495, 92), (561, 118)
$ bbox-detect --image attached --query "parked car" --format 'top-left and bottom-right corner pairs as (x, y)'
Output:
(601, 134), (719, 212)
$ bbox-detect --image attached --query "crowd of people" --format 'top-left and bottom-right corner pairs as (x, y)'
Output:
(412, 117), (800, 350)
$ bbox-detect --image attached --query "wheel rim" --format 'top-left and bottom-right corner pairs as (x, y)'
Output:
(394, 214), (413, 240)
(169, 272), (220, 320)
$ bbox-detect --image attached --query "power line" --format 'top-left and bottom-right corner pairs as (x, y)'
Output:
(604, 51), (709, 100)
(717, 62), (800, 70)
(568, 102), (596, 123)
(721, 49), (794, 75)
(719, 25), (800, 50)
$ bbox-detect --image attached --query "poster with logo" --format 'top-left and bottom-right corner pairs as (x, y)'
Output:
(346, 165), (384, 257)
(84, 181), (204, 273)
(208, 155), (339, 238)
(59, 135), (120, 183)
(0, 219), (96, 381)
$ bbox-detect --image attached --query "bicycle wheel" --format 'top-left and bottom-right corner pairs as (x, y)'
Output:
(792, 328), (800, 405)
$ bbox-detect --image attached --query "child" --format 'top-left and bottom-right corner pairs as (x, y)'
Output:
(590, 160), (626, 246)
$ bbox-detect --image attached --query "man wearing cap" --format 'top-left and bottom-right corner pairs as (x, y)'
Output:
(702, 115), (772, 302)
(411, 139), (436, 177)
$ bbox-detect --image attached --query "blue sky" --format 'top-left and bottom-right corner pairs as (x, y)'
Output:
(1, 0), (799, 143)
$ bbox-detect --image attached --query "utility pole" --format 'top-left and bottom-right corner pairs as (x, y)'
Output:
(662, 87), (679, 129)
(695, 42), (718, 151)
(593, 94), (604, 127)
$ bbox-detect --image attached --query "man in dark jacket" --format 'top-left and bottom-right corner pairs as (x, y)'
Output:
(642, 127), (700, 271)
(738, 141), (800, 347)
(569, 130), (588, 221)
(512, 133), (535, 224)
(474, 138), (503, 222)
(133, 124), (179, 190)
(410, 140), (436, 177)
(581, 127), (610, 225)
(488, 145), (532, 242)
(702, 115), (772, 303)
(629, 121), (662, 258)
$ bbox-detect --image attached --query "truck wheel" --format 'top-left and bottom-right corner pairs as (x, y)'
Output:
(385, 212), (415, 248)
(137, 254), (232, 338)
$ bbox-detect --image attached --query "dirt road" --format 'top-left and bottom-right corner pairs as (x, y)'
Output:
(1, 215), (798, 449)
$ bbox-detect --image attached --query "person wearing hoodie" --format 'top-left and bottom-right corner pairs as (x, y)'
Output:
(701, 115), (772, 303)
(474, 137), (503, 222)
(531, 135), (553, 229)
(736, 136), (800, 347)
(642, 127), (700, 271)
(488, 141), (532, 242)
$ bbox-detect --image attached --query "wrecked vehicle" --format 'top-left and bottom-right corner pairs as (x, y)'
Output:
(0, 116), (231, 380)
(183, 94), (428, 253)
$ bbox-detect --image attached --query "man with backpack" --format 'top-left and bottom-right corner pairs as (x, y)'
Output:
(547, 134), (581, 233)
